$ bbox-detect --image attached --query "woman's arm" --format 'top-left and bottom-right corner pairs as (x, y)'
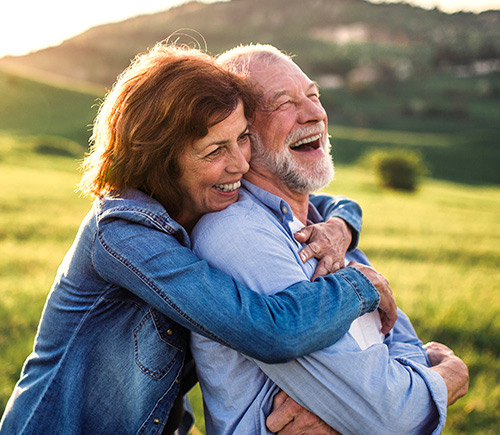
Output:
(93, 216), (380, 364)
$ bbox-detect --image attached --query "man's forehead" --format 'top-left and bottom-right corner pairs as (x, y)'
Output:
(250, 59), (317, 102)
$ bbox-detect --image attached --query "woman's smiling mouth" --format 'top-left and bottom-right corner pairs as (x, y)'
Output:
(213, 181), (241, 192)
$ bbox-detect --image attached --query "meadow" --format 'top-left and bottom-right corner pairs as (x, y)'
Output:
(0, 69), (499, 433)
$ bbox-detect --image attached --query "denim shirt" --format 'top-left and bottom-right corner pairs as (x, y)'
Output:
(0, 188), (379, 435)
(191, 181), (447, 434)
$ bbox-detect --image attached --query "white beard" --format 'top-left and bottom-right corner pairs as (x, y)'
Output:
(251, 123), (335, 194)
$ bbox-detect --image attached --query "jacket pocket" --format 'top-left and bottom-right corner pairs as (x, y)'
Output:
(133, 309), (186, 380)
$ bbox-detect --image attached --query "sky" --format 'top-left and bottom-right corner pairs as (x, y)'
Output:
(0, 0), (499, 59)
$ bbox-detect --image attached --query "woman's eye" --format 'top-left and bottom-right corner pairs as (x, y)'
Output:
(206, 147), (222, 158)
(239, 133), (252, 143)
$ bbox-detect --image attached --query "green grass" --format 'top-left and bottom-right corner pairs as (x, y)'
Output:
(327, 166), (500, 434)
(1, 131), (498, 433)
(1, 67), (499, 432)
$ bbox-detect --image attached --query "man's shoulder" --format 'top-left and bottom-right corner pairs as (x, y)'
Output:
(192, 189), (274, 241)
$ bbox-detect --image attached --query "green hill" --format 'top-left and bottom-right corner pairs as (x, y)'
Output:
(0, 0), (499, 87)
(0, 0), (499, 184)
(0, 70), (98, 146)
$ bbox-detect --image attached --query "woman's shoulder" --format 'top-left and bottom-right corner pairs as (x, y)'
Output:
(97, 188), (185, 235)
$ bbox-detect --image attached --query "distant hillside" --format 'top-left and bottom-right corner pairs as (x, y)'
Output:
(1, 0), (499, 185)
(0, 69), (98, 146)
(1, 0), (499, 88)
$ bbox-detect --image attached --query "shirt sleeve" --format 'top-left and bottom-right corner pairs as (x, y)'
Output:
(92, 211), (379, 364)
(309, 193), (362, 250)
(255, 341), (448, 435)
(192, 208), (448, 434)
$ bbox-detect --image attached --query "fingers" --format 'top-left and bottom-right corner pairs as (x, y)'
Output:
(379, 306), (398, 335)
(266, 392), (296, 432)
(295, 219), (350, 266)
(310, 257), (341, 282)
(276, 413), (341, 435)
(377, 284), (397, 334)
(294, 225), (314, 244)
(268, 394), (340, 435)
(298, 242), (321, 263)
(271, 390), (289, 409)
(423, 342), (456, 366)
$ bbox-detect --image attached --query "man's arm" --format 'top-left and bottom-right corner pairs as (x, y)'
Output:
(192, 210), (448, 435)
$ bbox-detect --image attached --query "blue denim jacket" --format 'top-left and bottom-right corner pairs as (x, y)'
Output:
(0, 188), (378, 434)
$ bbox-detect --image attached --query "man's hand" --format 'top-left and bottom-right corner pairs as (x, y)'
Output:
(423, 342), (469, 406)
(295, 217), (352, 281)
(266, 391), (341, 434)
(347, 261), (398, 334)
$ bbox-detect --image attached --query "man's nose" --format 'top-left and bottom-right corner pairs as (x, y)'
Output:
(298, 97), (327, 124)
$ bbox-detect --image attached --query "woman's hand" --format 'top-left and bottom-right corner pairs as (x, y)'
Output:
(295, 217), (352, 281)
(266, 391), (341, 434)
(347, 261), (398, 334)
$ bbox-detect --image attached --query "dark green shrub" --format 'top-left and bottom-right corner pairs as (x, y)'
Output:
(365, 149), (427, 192)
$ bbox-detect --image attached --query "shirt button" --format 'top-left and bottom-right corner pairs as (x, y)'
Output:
(281, 205), (288, 214)
(167, 329), (174, 335)
(175, 379), (181, 384)
(153, 418), (160, 424)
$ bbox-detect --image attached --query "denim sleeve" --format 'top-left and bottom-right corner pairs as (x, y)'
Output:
(309, 194), (362, 250)
(93, 216), (379, 364)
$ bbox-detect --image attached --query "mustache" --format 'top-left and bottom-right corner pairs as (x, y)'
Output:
(284, 121), (326, 148)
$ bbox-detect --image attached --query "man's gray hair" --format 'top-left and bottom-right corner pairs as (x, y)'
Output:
(216, 44), (293, 77)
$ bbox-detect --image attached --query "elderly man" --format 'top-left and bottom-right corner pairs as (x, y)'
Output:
(190, 44), (469, 434)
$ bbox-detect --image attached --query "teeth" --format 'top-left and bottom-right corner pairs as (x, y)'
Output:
(213, 181), (241, 192)
(290, 133), (322, 149)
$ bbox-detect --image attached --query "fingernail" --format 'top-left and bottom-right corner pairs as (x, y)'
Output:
(300, 253), (306, 262)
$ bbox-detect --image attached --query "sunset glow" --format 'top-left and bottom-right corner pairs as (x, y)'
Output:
(0, 0), (498, 58)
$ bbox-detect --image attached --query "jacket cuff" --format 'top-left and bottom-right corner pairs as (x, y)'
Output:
(335, 267), (380, 315)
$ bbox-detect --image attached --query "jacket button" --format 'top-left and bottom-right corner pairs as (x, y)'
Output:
(167, 329), (174, 335)
(153, 418), (160, 424)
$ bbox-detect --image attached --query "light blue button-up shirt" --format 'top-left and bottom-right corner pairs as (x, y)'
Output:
(191, 180), (448, 435)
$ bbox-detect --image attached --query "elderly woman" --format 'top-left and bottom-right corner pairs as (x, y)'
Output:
(0, 44), (388, 434)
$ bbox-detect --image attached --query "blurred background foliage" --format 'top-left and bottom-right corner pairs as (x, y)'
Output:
(0, 0), (499, 433)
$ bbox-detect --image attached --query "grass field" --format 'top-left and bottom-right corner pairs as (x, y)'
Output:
(1, 68), (499, 433)
(0, 131), (499, 433)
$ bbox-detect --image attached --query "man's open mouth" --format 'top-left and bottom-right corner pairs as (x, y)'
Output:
(289, 133), (322, 152)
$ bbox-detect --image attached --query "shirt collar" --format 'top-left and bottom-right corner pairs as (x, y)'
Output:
(241, 179), (322, 225)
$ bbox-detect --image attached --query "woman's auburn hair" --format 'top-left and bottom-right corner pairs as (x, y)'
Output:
(79, 43), (257, 218)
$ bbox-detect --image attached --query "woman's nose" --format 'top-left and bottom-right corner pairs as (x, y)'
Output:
(227, 145), (250, 174)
